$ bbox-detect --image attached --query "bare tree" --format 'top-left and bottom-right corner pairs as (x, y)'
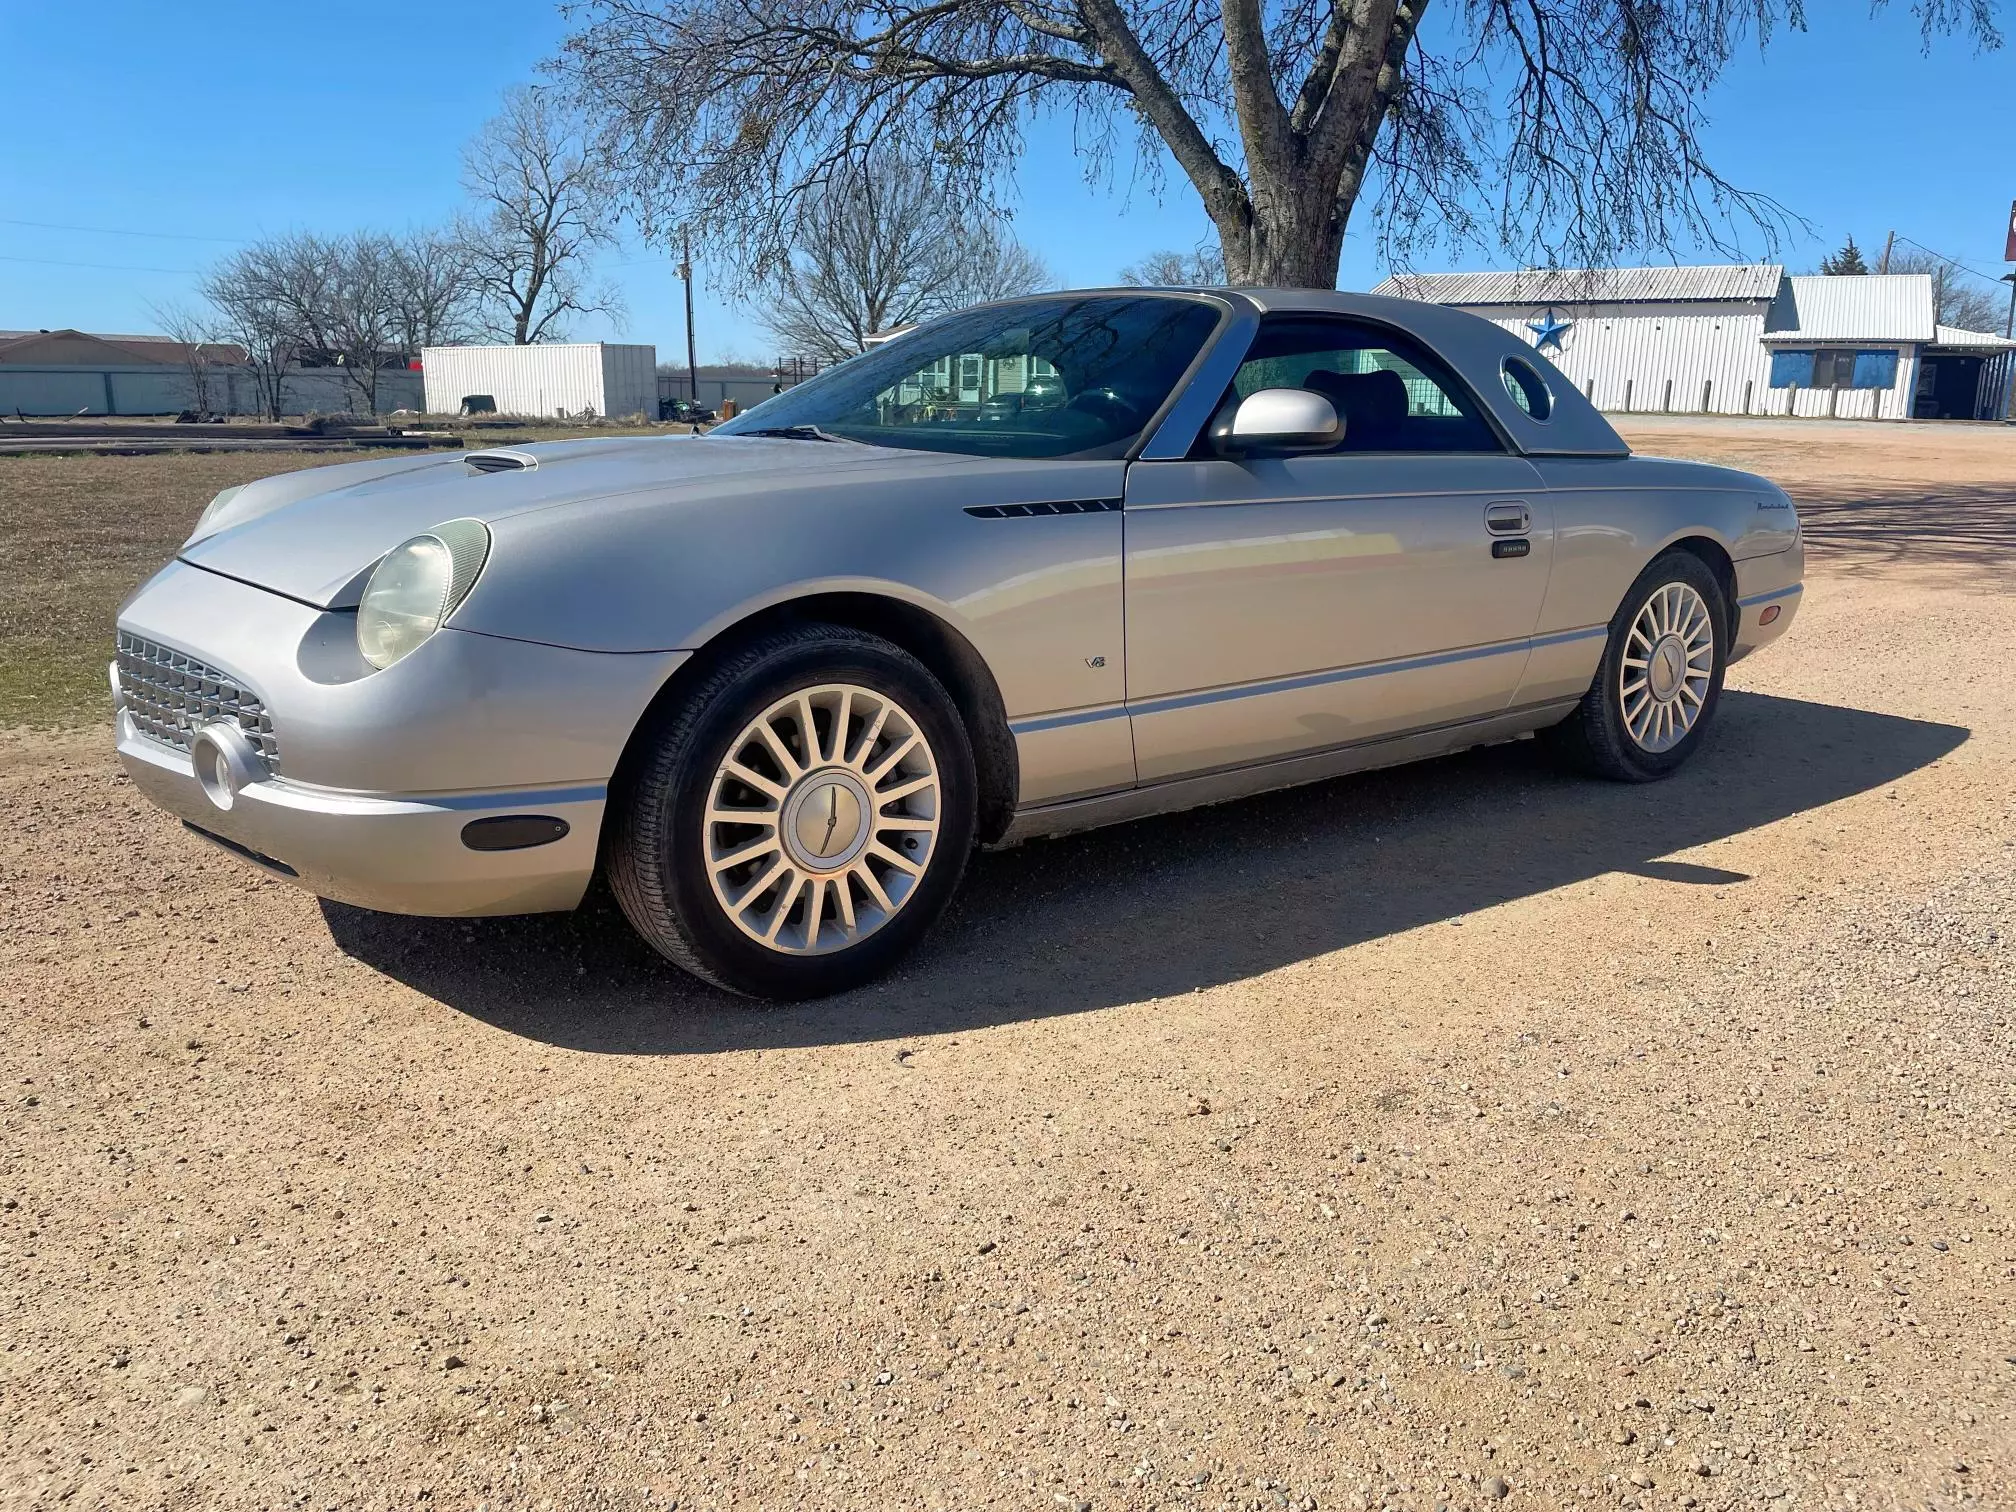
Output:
(460, 86), (620, 343)
(386, 231), (480, 355)
(319, 234), (402, 412)
(148, 301), (230, 418)
(1887, 247), (2006, 333)
(201, 232), (448, 414)
(1118, 247), (1227, 286)
(559, 1), (1999, 290)
(202, 238), (337, 419)
(963, 233), (1052, 304)
(202, 258), (299, 420)
(758, 155), (1050, 361)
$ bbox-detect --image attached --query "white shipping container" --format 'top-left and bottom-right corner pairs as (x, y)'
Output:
(420, 342), (658, 419)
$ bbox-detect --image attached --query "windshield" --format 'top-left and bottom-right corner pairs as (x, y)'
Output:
(712, 295), (1224, 459)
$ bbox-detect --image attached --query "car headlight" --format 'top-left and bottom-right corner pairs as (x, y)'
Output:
(187, 484), (248, 544)
(356, 519), (491, 670)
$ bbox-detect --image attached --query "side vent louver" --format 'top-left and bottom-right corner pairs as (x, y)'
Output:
(964, 498), (1122, 519)
(464, 450), (537, 474)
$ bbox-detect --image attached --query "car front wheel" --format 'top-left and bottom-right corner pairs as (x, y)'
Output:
(608, 626), (977, 999)
(1540, 549), (1728, 782)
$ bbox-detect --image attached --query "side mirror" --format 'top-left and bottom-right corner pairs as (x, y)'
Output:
(1209, 387), (1345, 457)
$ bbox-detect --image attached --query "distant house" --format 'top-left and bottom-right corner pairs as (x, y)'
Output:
(858, 326), (1064, 414)
(1373, 265), (2016, 422)
(0, 326), (420, 417)
(0, 328), (248, 367)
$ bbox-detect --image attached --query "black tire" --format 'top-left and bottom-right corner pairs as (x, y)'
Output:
(607, 625), (977, 999)
(1539, 549), (1729, 782)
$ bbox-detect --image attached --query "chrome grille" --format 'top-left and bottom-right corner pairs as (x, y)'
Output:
(115, 632), (280, 769)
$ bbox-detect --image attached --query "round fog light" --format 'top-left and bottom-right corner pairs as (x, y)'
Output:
(1759, 604), (1782, 626)
(189, 721), (265, 811)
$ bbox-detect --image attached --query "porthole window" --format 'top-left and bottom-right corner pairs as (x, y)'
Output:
(1502, 356), (1553, 420)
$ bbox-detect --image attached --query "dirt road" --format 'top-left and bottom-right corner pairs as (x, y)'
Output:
(3, 422), (2013, 1511)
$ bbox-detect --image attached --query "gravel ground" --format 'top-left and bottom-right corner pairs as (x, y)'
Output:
(3, 427), (2013, 1512)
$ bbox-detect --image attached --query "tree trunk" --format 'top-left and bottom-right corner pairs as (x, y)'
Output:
(1166, 0), (1414, 290)
(1215, 193), (1348, 288)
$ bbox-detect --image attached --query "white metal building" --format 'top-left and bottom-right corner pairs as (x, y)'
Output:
(1372, 265), (2016, 422)
(420, 342), (658, 419)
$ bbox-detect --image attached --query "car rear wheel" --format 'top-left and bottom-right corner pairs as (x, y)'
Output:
(607, 625), (976, 999)
(1540, 550), (1728, 782)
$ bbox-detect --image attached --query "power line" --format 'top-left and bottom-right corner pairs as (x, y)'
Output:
(1891, 235), (2002, 286)
(0, 216), (247, 244)
(0, 252), (201, 275)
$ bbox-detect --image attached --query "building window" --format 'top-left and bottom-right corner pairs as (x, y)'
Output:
(1813, 350), (1858, 389)
(1770, 349), (1899, 390)
(1851, 350), (1900, 389)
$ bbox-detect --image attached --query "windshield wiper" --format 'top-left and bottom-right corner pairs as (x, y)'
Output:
(731, 424), (848, 443)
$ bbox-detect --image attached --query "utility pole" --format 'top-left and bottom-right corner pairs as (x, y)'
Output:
(1878, 230), (1896, 275)
(2002, 273), (2016, 340)
(680, 229), (699, 404)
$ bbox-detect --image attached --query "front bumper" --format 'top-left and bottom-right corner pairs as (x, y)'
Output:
(116, 717), (609, 915)
(114, 560), (686, 917)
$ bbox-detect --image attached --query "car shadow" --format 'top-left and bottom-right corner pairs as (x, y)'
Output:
(321, 691), (1967, 1053)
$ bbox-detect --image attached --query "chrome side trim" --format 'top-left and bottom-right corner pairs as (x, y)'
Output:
(1737, 584), (1803, 606)
(1006, 625), (1607, 736)
(1010, 703), (1129, 735)
(1528, 626), (1611, 648)
(998, 700), (1579, 845)
(1124, 483), (1544, 513)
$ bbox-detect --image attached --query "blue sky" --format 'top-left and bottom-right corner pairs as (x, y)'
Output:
(2, 1), (2011, 361)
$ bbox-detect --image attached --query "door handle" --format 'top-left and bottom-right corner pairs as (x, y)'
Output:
(1485, 501), (1530, 535)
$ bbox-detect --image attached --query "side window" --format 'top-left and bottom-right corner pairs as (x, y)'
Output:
(1224, 317), (1502, 454)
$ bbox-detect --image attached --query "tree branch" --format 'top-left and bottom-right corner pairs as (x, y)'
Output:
(1071, 0), (1246, 217)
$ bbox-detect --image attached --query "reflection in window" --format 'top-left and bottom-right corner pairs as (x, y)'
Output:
(1501, 358), (1552, 419)
(1224, 317), (1501, 453)
(713, 296), (1224, 459)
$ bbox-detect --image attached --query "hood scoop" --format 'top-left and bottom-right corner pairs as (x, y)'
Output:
(464, 449), (537, 474)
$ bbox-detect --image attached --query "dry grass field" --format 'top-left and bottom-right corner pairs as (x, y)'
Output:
(0, 423), (666, 727)
(0, 450), (399, 726)
(2, 418), (2013, 1512)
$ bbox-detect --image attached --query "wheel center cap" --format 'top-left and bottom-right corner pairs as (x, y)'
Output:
(782, 770), (870, 871)
(1649, 635), (1687, 701)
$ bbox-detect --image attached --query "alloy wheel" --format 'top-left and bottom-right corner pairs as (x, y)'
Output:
(1620, 581), (1715, 753)
(701, 683), (941, 955)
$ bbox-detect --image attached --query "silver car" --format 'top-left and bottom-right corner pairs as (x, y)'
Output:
(114, 289), (1802, 998)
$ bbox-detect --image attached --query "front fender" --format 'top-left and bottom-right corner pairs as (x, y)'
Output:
(452, 464), (1131, 728)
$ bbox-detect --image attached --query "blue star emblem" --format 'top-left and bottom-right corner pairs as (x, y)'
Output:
(1527, 309), (1573, 352)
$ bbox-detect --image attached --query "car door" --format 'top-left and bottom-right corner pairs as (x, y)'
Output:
(1123, 315), (1554, 783)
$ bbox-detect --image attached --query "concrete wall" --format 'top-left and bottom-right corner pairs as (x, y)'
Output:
(657, 374), (786, 413)
(0, 364), (421, 417)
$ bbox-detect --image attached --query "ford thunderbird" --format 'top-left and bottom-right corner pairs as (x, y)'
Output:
(114, 289), (1802, 998)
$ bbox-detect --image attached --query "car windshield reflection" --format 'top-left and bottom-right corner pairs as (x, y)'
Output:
(710, 295), (1224, 460)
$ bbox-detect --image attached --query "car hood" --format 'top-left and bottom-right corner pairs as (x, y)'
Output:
(178, 434), (950, 607)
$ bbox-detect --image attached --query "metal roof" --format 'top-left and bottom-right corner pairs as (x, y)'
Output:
(1932, 323), (2016, 350)
(1371, 263), (1785, 306)
(1762, 275), (1936, 343)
